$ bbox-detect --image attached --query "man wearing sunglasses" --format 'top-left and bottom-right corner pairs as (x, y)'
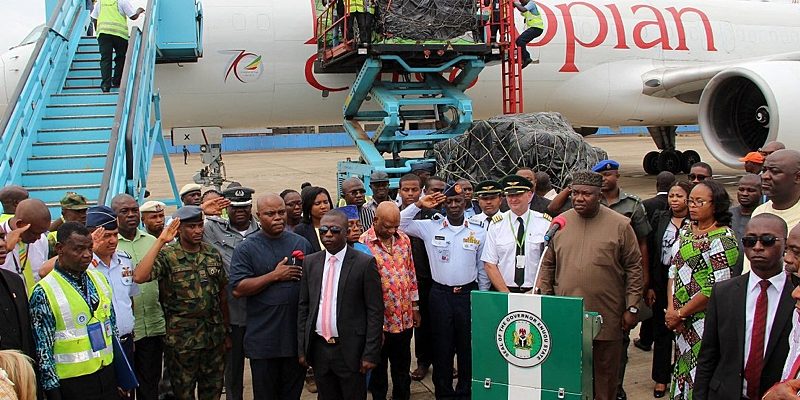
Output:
(399, 182), (490, 399)
(298, 210), (384, 400)
(688, 162), (714, 187)
(695, 214), (794, 400)
(342, 177), (376, 230)
(749, 149), (800, 274)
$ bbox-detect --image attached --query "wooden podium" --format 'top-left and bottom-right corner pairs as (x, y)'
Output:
(471, 292), (602, 399)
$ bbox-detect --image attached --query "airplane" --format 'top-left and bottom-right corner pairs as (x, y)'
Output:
(2, 0), (800, 175)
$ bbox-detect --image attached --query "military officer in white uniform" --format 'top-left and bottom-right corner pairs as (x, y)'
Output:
(399, 181), (488, 399)
(481, 175), (551, 293)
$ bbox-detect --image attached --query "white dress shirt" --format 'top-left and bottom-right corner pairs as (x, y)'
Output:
(0, 220), (49, 292)
(742, 271), (787, 396)
(481, 209), (550, 288)
(315, 246), (347, 338)
(92, 252), (140, 336)
(782, 309), (800, 380)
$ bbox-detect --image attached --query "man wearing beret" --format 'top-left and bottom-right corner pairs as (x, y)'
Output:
(203, 187), (259, 400)
(112, 194), (165, 400)
(86, 206), (139, 400)
(134, 206), (230, 400)
(468, 180), (504, 229)
(140, 200), (166, 238)
(179, 183), (202, 207)
(482, 175), (552, 293)
(399, 181), (489, 399)
(538, 170), (643, 400)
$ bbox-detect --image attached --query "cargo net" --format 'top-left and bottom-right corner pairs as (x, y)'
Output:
(375, 0), (478, 41)
(433, 113), (608, 190)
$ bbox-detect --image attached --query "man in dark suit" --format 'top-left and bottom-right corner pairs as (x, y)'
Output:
(642, 171), (674, 218)
(298, 209), (384, 400)
(695, 214), (795, 400)
(0, 228), (35, 359)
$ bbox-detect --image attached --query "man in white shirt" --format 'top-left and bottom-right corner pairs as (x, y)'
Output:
(0, 199), (51, 293)
(482, 174), (551, 293)
(695, 214), (795, 400)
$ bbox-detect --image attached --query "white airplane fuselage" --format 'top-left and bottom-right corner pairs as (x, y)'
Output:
(2, 0), (800, 134)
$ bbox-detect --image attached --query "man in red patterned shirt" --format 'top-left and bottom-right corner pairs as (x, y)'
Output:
(360, 201), (421, 400)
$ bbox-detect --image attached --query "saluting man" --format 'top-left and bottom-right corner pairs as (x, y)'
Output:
(134, 206), (230, 400)
(481, 175), (551, 293)
(203, 186), (259, 400)
(399, 182), (489, 399)
(468, 180), (504, 229)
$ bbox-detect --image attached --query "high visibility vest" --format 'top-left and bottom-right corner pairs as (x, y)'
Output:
(97, 0), (129, 40)
(37, 269), (114, 380)
(348, 0), (375, 14)
(523, 10), (544, 29)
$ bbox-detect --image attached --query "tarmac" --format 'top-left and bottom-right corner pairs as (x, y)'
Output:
(145, 133), (744, 399)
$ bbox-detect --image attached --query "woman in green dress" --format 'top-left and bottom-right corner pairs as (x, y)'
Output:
(665, 180), (739, 400)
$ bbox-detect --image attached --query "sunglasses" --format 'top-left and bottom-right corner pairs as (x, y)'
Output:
(742, 235), (783, 248)
(319, 225), (344, 235)
(687, 174), (708, 181)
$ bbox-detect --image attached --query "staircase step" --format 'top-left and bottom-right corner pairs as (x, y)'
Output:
(71, 58), (101, 65)
(60, 86), (119, 94)
(77, 43), (99, 51)
(26, 185), (101, 203)
(27, 154), (106, 171)
(40, 115), (114, 129)
(50, 92), (118, 105)
(22, 169), (105, 187)
(73, 52), (100, 61)
(67, 68), (101, 78)
(32, 140), (109, 156)
(64, 77), (103, 88)
(45, 104), (117, 116)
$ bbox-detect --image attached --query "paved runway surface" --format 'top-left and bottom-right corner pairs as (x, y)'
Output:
(146, 133), (743, 399)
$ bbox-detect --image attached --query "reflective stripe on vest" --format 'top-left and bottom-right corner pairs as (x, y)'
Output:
(523, 10), (544, 29)
(37, 269), (114, 379)
(97, 0), (129, 40)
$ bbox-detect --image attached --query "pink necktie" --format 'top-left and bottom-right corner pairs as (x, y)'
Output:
(321, 255), (337, 341)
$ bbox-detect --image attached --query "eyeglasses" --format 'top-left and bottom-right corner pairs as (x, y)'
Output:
(687, 198), (711, 207)
(742, 235), (783, 248)
(319, 225), (344, 235)
(687, 174), (708, 181)
(346, 189), (366, 196)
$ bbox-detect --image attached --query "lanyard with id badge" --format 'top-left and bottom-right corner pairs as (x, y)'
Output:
(509, 213), (532, 282)
(80, 279), (109, 352)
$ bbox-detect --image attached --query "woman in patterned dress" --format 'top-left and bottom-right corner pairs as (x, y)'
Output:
(665, 180), (739, 400)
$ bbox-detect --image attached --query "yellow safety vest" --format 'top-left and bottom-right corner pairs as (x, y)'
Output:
(97, 0), (130, 40)
(523, 10), (544, 29)
(348, 0), (375, 14)
(37, 269), (114, 380)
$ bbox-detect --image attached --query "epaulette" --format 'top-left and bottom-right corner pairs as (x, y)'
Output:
(431, 213), (444, 221)
(116, 250), (132, 259)
(624, 192), (642, 201)
(468, 215), (484, 225)
(492, 213), (504, 223)
(206, 215), (227, 224)
(542, 213), (552, 222)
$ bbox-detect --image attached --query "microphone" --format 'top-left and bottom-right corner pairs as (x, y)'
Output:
(543, 216), (566, 243)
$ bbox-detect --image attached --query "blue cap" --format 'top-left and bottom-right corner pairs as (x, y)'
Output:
(173, 205), (203, 223)
(86, 206), (118, 230)
(443, 181), (463, 197)
(336, 205), (360, 220)
(592, 159), (619, 173)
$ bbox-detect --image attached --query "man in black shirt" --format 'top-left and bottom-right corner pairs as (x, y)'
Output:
(0, 228), (34, 359)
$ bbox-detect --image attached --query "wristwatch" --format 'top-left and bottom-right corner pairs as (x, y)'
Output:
(627, 306), (639, 314)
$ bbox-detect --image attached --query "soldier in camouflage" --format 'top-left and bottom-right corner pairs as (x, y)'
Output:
(134, 205), (231, 400)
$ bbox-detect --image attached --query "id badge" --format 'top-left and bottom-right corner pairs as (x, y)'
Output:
(87, 321), (107, 352)
(515, 255), (526, 270)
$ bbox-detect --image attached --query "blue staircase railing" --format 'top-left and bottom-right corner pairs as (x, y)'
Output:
(0, 0), (89, 192)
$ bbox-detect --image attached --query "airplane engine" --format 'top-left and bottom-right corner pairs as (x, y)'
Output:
(699, 61), (800, 168)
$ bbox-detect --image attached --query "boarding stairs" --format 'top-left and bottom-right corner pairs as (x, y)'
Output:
(0, 0), (202, 218)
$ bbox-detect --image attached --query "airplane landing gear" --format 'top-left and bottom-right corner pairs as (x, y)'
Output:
(643, 127), (702, 175)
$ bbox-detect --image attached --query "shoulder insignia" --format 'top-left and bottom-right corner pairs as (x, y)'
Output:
(492, 213), (504, 223)
(541, 213), (552, 222)
(624, 192), (642, 201)
(116, 250), (132, 259)
(468, 215), (483, 225)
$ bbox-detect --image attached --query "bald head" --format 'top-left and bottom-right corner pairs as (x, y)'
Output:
(111, 193), (137, 212)
(13, 199), (51, 244)
(0, 186), (29, 214)
(373, 201), (400, 240)
(760, 141), (786, 156)
(256, 194), (286, 236)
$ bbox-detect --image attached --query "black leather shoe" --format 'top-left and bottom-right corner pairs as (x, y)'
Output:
(100, 84), (111, 93)
(522, 58), (532, 69)
(616, 388), (627, 400)
(654, 388), (666, 398)
(634, 338), (652, 351)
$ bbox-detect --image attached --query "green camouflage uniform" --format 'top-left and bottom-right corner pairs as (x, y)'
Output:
(151, 241), (227, 400)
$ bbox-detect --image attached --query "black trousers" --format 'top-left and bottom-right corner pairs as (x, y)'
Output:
(617, 332), (630, 390)
(311, 335), (367, 400)
(134, 335), (164, 400)
(224, 324), (246, 400)
(349, 12), (373, 44)
(370, 329), (413, 400)
(250, 357), (305, 400)
(414, 277), (433, 368)
(639, 316), (654, 347)
(59, 365), (117, 400)
(515, 27), (543, 62)
(430, 282), (475, 399)
(118, 334), (135, 400)
(97, 33), (127, 89)
(651, 289), (672, 384)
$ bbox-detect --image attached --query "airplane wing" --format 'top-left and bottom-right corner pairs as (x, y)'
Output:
(640, 51), (800, 103)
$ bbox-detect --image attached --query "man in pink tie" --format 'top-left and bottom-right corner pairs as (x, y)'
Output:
(298, 209), (384, 400)
(695, 214), (795, 399)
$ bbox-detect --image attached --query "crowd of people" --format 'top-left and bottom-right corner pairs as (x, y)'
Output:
(3, 142), (800, 400)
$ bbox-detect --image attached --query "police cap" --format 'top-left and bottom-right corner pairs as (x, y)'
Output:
(592, 159), (620, 173)
(223, 186), (254, 207)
